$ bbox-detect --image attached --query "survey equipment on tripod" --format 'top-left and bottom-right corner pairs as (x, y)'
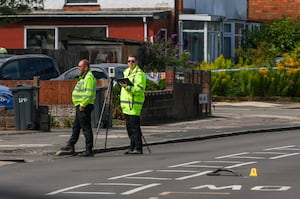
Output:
(94, 76), (113, 149)
(108, 66), (116, 78)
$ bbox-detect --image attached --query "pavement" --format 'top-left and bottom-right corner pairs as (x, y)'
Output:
(1, 101), (300, 165)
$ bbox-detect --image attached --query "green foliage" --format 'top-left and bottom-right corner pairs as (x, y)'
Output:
(0, 0), (43, 10)
(241, 16), (300, 66)
(197, 55), (234, 70)
(0, 0), (43, 26)
(139, 38), (193, 72)
(50, 116), (59, 127)
(63, 118), (72, 128)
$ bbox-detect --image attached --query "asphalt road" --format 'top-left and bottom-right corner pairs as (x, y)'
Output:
(0, 129), (299, 199)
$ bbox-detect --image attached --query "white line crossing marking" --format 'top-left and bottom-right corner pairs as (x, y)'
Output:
(126, 177), (172, 180)
(215, 152), (265, 159)
(108, 170), (153, 180)
(215, 152), (249, 159)
(45, 183), (91, 195)
(169, 161), (200, 168)
(64, 191), (114, 195)
(175, 171), (213, 180)
(94, 183), (142, 186)
(121, 183), (161, 195)
(265, 145), (298, 151)
(203, 160), (242, 163)
(184, 165), (224, 168)
(225, 162), (256, 168)
(253, 152), (286, 155)
(269, 153), (300, 160)
(157, 170), (199, 173)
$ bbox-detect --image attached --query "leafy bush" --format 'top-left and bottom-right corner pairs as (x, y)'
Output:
(139, 38), (193, 72)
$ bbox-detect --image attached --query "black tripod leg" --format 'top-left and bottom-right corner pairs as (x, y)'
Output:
(104, 78), (114, 149)
(142, 134), (151, 154)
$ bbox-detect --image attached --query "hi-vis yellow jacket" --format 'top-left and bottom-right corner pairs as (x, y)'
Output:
(120, 65), (146, 116)
(72, 70), (96, 107)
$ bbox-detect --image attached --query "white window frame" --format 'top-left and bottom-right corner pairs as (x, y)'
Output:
(223, 22), (235, 60)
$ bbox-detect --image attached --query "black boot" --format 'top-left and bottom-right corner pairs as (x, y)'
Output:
(78, 149), (94, 157)
(60, 145), (75, 155)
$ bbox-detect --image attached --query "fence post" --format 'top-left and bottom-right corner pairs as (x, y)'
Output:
(165, 66), (175, 90)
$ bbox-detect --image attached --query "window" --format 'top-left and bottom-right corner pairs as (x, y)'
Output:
(27, 29), (55, 49)
(1, 61), (20, 80)
(66, 0), (97, 3)
(19, 58), (59, 80)
(26, 26), (107, 50)
(160, 29), (167, 41)
(183, 21), (204, 30)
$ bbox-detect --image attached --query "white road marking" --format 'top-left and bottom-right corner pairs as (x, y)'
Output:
(157, 170), (199, 173)
(121, 183), (161, 195)
(45, 183), (91, 195)
(203, 160), (242, 163)
(175, 171), (213, 180)
(216, 152), (249, 159)
(225, 162), (256, 168)
(64, 191), (114, 195)
(269, 153), (300, 159)
(265, 145), (297, 151)
(108, 170), (153, 180)
(169, 161), (200, 168)
(126, 177), (172, 180)
(94, 183), (142, 186)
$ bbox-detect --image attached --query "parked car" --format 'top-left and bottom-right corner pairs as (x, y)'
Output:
(53, 63), (127, 80)
(0, 85), (13, 109)
(0, 54), (60, 80)
(53, 63), (159, 83)
(0, 47), (7, 54)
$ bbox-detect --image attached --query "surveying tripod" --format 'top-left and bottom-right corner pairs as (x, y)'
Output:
(93, 74), (151, 154)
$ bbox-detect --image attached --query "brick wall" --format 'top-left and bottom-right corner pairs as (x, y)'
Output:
(0, 107), (14, 130)
(248, 0), (300, 22)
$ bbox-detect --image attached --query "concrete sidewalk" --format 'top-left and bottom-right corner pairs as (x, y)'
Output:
(1, 101), (300, 163)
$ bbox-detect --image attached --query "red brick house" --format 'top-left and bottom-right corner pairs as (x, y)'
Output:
(0, 0), (299, 63)
(248, 0), (300, 22)
(0, 0), (179, 63)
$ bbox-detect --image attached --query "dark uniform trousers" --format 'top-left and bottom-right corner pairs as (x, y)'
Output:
(68, 104), (94, 151)
(125, 114), (143, 152)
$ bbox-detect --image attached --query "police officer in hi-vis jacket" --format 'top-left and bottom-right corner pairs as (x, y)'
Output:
(119, 55), (146, 155)
(61, 59), (96, 157)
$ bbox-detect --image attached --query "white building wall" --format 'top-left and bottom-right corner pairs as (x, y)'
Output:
(44, 0), (65, 9)
(43, 0), (174, 10)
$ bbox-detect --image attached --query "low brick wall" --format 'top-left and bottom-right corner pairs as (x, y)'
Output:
(0, 107), (15, 130)
(141, 90), (176, 124)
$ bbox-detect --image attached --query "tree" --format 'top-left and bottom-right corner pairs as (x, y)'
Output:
(0, 0), (43, 14)
(0, 0), (43, 26)
(243, 16), (300, 55)
(239, 17), (300, 66)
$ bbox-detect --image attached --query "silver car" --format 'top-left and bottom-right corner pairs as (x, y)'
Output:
(53, 63), (127, 80)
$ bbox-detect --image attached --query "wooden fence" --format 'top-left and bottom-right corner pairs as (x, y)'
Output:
(0, 80), (108, 105)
